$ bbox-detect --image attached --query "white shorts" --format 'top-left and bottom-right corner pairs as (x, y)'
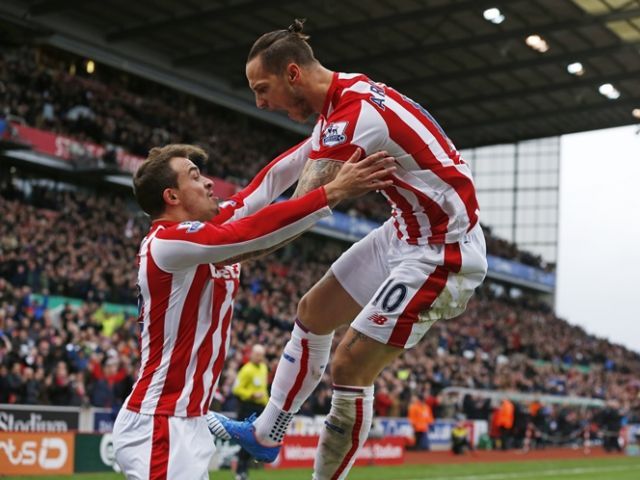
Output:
(113, 408), (215, 480)
(331, 220), (487, 349)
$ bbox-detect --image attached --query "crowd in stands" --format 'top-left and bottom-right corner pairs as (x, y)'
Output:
(1, 177), (638, 438)
(0, 179), (142, 304)
(1, 45), (548, 268)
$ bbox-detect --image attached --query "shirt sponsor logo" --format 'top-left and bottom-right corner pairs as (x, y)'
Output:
(210, 264), (241, 279)
(321, 121), (348, 147)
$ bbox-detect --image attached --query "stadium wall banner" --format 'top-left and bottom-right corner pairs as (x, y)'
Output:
(626, 424), (640, 444)
(10, 123), (240, 199)
(265, 435), (406, 469)
(486, 254), (555, 288)
(93, 409), (116, 433)
(10, 122), (144, 172)
(374, 417), (414, 438)
(0, 404), (80, 432)
(0, 431), (75, 475)
(286, 415), (413, 438)
(74, 433), (118, 472)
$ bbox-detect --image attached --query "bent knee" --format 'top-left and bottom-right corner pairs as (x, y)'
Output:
(330, 349), (367, 386)
(297, 293), (319, 330)
(297, 292), (313, 323)
(330, 354), (352, 385)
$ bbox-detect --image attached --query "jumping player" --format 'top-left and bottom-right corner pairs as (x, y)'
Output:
(210, 20), (488, 480)
(112, 143), (395, 479)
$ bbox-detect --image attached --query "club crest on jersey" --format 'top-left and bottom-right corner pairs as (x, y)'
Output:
(177, 221), (205, 233)
(322, 121), (348, 147)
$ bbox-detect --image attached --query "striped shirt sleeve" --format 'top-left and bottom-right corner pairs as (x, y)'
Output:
(150, 187), (330, 271)
(213, 138), (312, 224)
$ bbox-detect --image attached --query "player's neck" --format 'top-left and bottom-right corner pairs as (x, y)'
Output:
(153, 207), (202, 224)
(306, 65), (334, 114)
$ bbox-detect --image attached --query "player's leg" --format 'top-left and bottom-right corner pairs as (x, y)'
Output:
(113, 409), (153, 479)
(252, 224), (391, 446)
(251, 272), (360, 445)
(166, 416), (216, 480)
(312, 327), (404, 480)
(313, 226), (487, 479)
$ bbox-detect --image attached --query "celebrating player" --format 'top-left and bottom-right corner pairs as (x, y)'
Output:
(210, 19), (488, 480)
(112, 143), (395, 479)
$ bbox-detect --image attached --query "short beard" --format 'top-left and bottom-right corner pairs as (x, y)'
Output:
(289, 88), (314, 121)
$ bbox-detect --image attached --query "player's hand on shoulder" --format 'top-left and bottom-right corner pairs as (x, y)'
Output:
(324, 148), (396, 205)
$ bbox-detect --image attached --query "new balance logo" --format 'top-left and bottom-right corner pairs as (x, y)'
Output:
(368, 313), (388, 325)
(283, 353), (295, 363)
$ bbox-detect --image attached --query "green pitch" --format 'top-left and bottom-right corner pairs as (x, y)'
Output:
(5, 456), (640, 480)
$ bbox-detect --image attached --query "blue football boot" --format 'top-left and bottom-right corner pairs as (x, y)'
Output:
(206, 412), (281, 463)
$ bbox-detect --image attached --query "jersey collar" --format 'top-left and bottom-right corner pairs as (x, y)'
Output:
(150, 220), (177, 231)
(321, 71), (340, 118)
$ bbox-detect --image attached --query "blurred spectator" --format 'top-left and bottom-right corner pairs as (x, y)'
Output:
(495, 398), (515, 450)
(451, 420), (472, 455)
(232, 344), (269, 480)
(407, 393), (434, 451)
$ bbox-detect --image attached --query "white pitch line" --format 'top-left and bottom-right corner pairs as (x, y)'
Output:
(402, 464), (640, 480)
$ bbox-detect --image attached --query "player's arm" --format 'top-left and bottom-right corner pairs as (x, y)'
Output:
(152, 188), (330, 271)
(151, 154), (395, 270)
(291, 158), (344, 198)
(221, 147), (395, 263)
(293, 98), (385, 199)
(231, 158), (344, 263)
(213, 138), (312, 224)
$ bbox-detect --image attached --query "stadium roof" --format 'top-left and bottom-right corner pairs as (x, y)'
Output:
(1, 0), (639, 148)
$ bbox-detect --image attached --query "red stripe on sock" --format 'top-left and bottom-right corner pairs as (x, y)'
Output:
(332, 397), (364, 480)
(282, 338), (309, 411)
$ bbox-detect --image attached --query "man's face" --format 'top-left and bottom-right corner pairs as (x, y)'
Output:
(169, 157), (219, 221)
(246, 56), (314, 122)
(250, 346), (265, 364)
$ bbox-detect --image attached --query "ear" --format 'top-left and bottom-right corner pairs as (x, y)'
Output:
(162, 188), (179, 206)
(286, 63), (301, 84)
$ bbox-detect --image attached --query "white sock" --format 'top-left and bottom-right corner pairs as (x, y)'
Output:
(313, 384), (374, 480)
(253, 319), (333, 445)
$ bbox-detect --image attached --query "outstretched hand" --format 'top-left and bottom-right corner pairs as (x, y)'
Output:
(324, 149), (396, 206)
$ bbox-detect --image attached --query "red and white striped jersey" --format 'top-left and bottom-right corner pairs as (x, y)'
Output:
(308, 72), (480, 245)
(124, 142), (328, 417)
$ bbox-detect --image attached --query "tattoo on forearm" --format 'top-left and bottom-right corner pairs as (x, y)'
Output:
(219, 160), (342, 264)
(292, 159), (342, 198)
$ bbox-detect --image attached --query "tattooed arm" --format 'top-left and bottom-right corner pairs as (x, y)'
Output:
(219, 151), (394, 265)
(291, 158), (344, 199)
(217, 160), (343, 264)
